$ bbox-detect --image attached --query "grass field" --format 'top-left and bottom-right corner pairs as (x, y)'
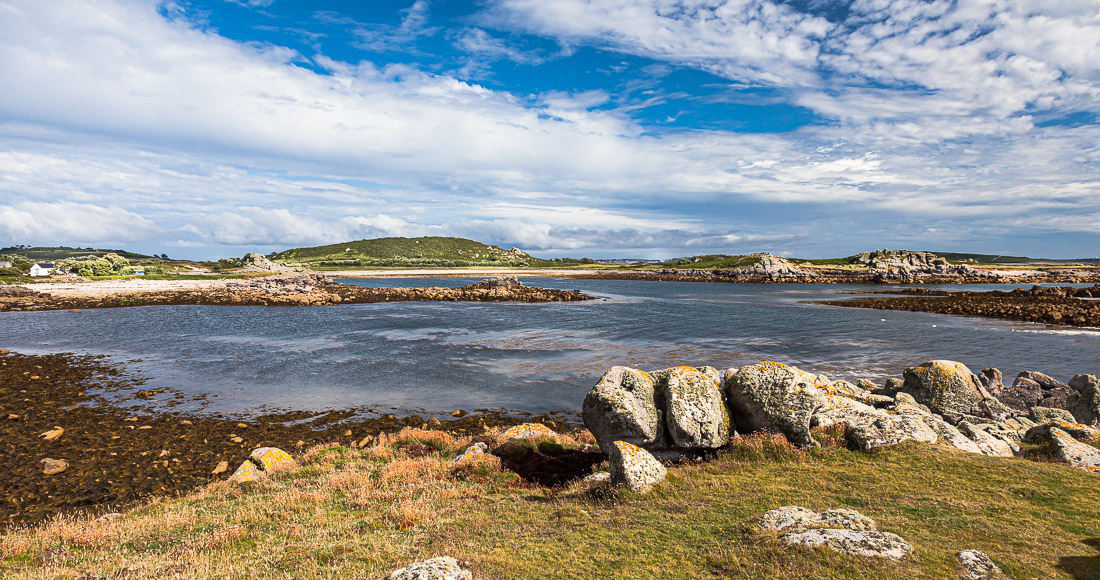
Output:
(3, 427), (1098, 579)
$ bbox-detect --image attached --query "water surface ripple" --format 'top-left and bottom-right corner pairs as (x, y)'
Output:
(1, 278), (1096, 418)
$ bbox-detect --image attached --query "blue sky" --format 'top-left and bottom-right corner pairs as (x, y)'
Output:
(1, 0), (1098, 259)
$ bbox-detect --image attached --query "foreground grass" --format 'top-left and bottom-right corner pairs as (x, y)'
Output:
(3, 429), (1100, 579)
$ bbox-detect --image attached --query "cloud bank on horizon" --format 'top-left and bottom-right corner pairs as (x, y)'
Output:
(0, 0), (1097, 259)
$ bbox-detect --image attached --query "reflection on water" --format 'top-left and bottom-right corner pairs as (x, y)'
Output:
(0, 278), (1096, 418)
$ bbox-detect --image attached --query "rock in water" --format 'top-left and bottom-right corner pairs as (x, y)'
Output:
(582, 366), (660, 451)
(655, 366), (730, 449)
(41, 458), (68, 475)
(779, 528), (914, 560)
(608, 440), (667, 493)
(39, 426), (64, 441)
(724, 361), (826, 448)
(902, 360), (995, 422)
(957, 550), (1008, 579)
(1067, 378), (1100, 427)
(1048, 427), (1100, 474)
(389, 556), (472, 580)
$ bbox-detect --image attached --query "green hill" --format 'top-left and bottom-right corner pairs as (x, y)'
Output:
(0, 246), (162, 262)
(272, 237), (536, 267)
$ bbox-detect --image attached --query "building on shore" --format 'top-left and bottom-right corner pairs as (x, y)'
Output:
(29, 263), (55, 277)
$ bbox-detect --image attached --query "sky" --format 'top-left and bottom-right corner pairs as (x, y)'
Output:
(0, 0), (1098, 260)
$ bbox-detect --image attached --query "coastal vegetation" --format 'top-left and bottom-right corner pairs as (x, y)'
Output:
(273, 237), (539, 268)
(4, 428), (1099, 578)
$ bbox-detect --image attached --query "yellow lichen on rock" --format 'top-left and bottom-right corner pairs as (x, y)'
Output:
(502, 423), (557, 440)
(228, 459), (261, 483)
(250, 447), (294, 472)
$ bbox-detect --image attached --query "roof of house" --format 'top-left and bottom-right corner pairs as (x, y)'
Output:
(34, 263), (56, 268)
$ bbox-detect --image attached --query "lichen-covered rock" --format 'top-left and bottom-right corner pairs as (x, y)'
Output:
(1015, 371), (1073, 409)
(583, 471), (611, 484)
(978, 368), (1004, 393)
(760, 506), (877, 532)
(892, 392), (933, 416)
(582, 366), (660, 451)
(819, 508), (877, 532)
(389, 556), (472, 580)
(901, 360), (987, 421)
(846, 412), (938, 452)
(925, 415), (983, 454)
(451, 442), (488, 464)
(957, 550), (1008, 579)
(779, 528), (913, 561)
(656, 366), (730, 449)
(1067, 378), (1100, 428)
(995, 376), (1044, 412)
(250, 447), (294, 472)
(229, 459), (262, 483)
(1049, 427), (1100, 474)
(959, 422), (1015, 457)
(608, 440), (667, 493)
(1024, 421), (1100, 444)
(725, 362), (826, 448)
(759, 506), (824, 531)
(502, 423), (558, 440)
(1030, 406), (1078, 425)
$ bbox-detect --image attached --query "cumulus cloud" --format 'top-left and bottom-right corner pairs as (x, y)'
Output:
(0, 202), (160, 245)
(0, 0), (1097, 257)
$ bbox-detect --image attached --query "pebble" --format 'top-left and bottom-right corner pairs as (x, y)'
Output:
(180, 420), (193, 426)
(137, 425), (152, 430)
(230, 436), (243, 443)
(451, 409), (467, 417)
(7, 414), (19, 420)
(212, 461), (229, 475)
(40, 427), (64, 441)
(41, 458), (69, 475)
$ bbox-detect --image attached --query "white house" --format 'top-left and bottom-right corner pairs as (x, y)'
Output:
(0, 261), (11, 268)
(29, 263), (55, 277)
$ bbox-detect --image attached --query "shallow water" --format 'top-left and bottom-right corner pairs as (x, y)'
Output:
(1, 278), (1097, 418)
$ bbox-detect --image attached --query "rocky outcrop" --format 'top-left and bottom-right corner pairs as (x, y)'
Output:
(853, 249), (980, 281)
(761, 506), (913, 561)
(502, 423), (558, 440)
(725, 362), (826, 448)
(958, 422), (1015, 457)
(608, 441), (667, 493)
(1030, 407), (1077, 424)
(390, 557), (472, 580)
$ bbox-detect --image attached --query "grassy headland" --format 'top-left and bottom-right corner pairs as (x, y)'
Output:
(3, 427), (1100, 578)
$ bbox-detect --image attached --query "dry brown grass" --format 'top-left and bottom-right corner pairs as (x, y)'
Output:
(4, 426), (1100, 579)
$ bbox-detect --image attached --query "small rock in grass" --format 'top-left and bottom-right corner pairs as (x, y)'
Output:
(583, 471), (611, 484)
(502, 423), (557, 440)
(779, 528), (913, 561)
(41, 458), (68, 475)
(228, 459), (261, 483)
(451, 442), (488, 464)
(957, 550), (1008, 579)
(94, 513), (123, 524)
(760, 506), (876, 532)
(389, 556), (472, 580)
(609, 440), (666, 493)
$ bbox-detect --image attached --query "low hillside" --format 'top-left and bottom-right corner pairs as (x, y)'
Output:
(273, 237), (536, 268)
(0, 246), (162, 262)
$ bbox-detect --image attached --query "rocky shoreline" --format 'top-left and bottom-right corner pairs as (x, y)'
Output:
(824, 284), (1100, 327)
(0, 351), (580, 528)
(0, 275), (591, 312)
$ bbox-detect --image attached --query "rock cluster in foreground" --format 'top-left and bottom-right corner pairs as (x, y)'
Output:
(583, 358), (1100, 476)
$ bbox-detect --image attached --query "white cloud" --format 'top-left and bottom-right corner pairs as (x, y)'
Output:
(0, 201), (160, 244)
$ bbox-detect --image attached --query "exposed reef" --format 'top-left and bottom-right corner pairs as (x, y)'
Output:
(0, 275), (591, 312)
(824, 284), (1100, 327)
